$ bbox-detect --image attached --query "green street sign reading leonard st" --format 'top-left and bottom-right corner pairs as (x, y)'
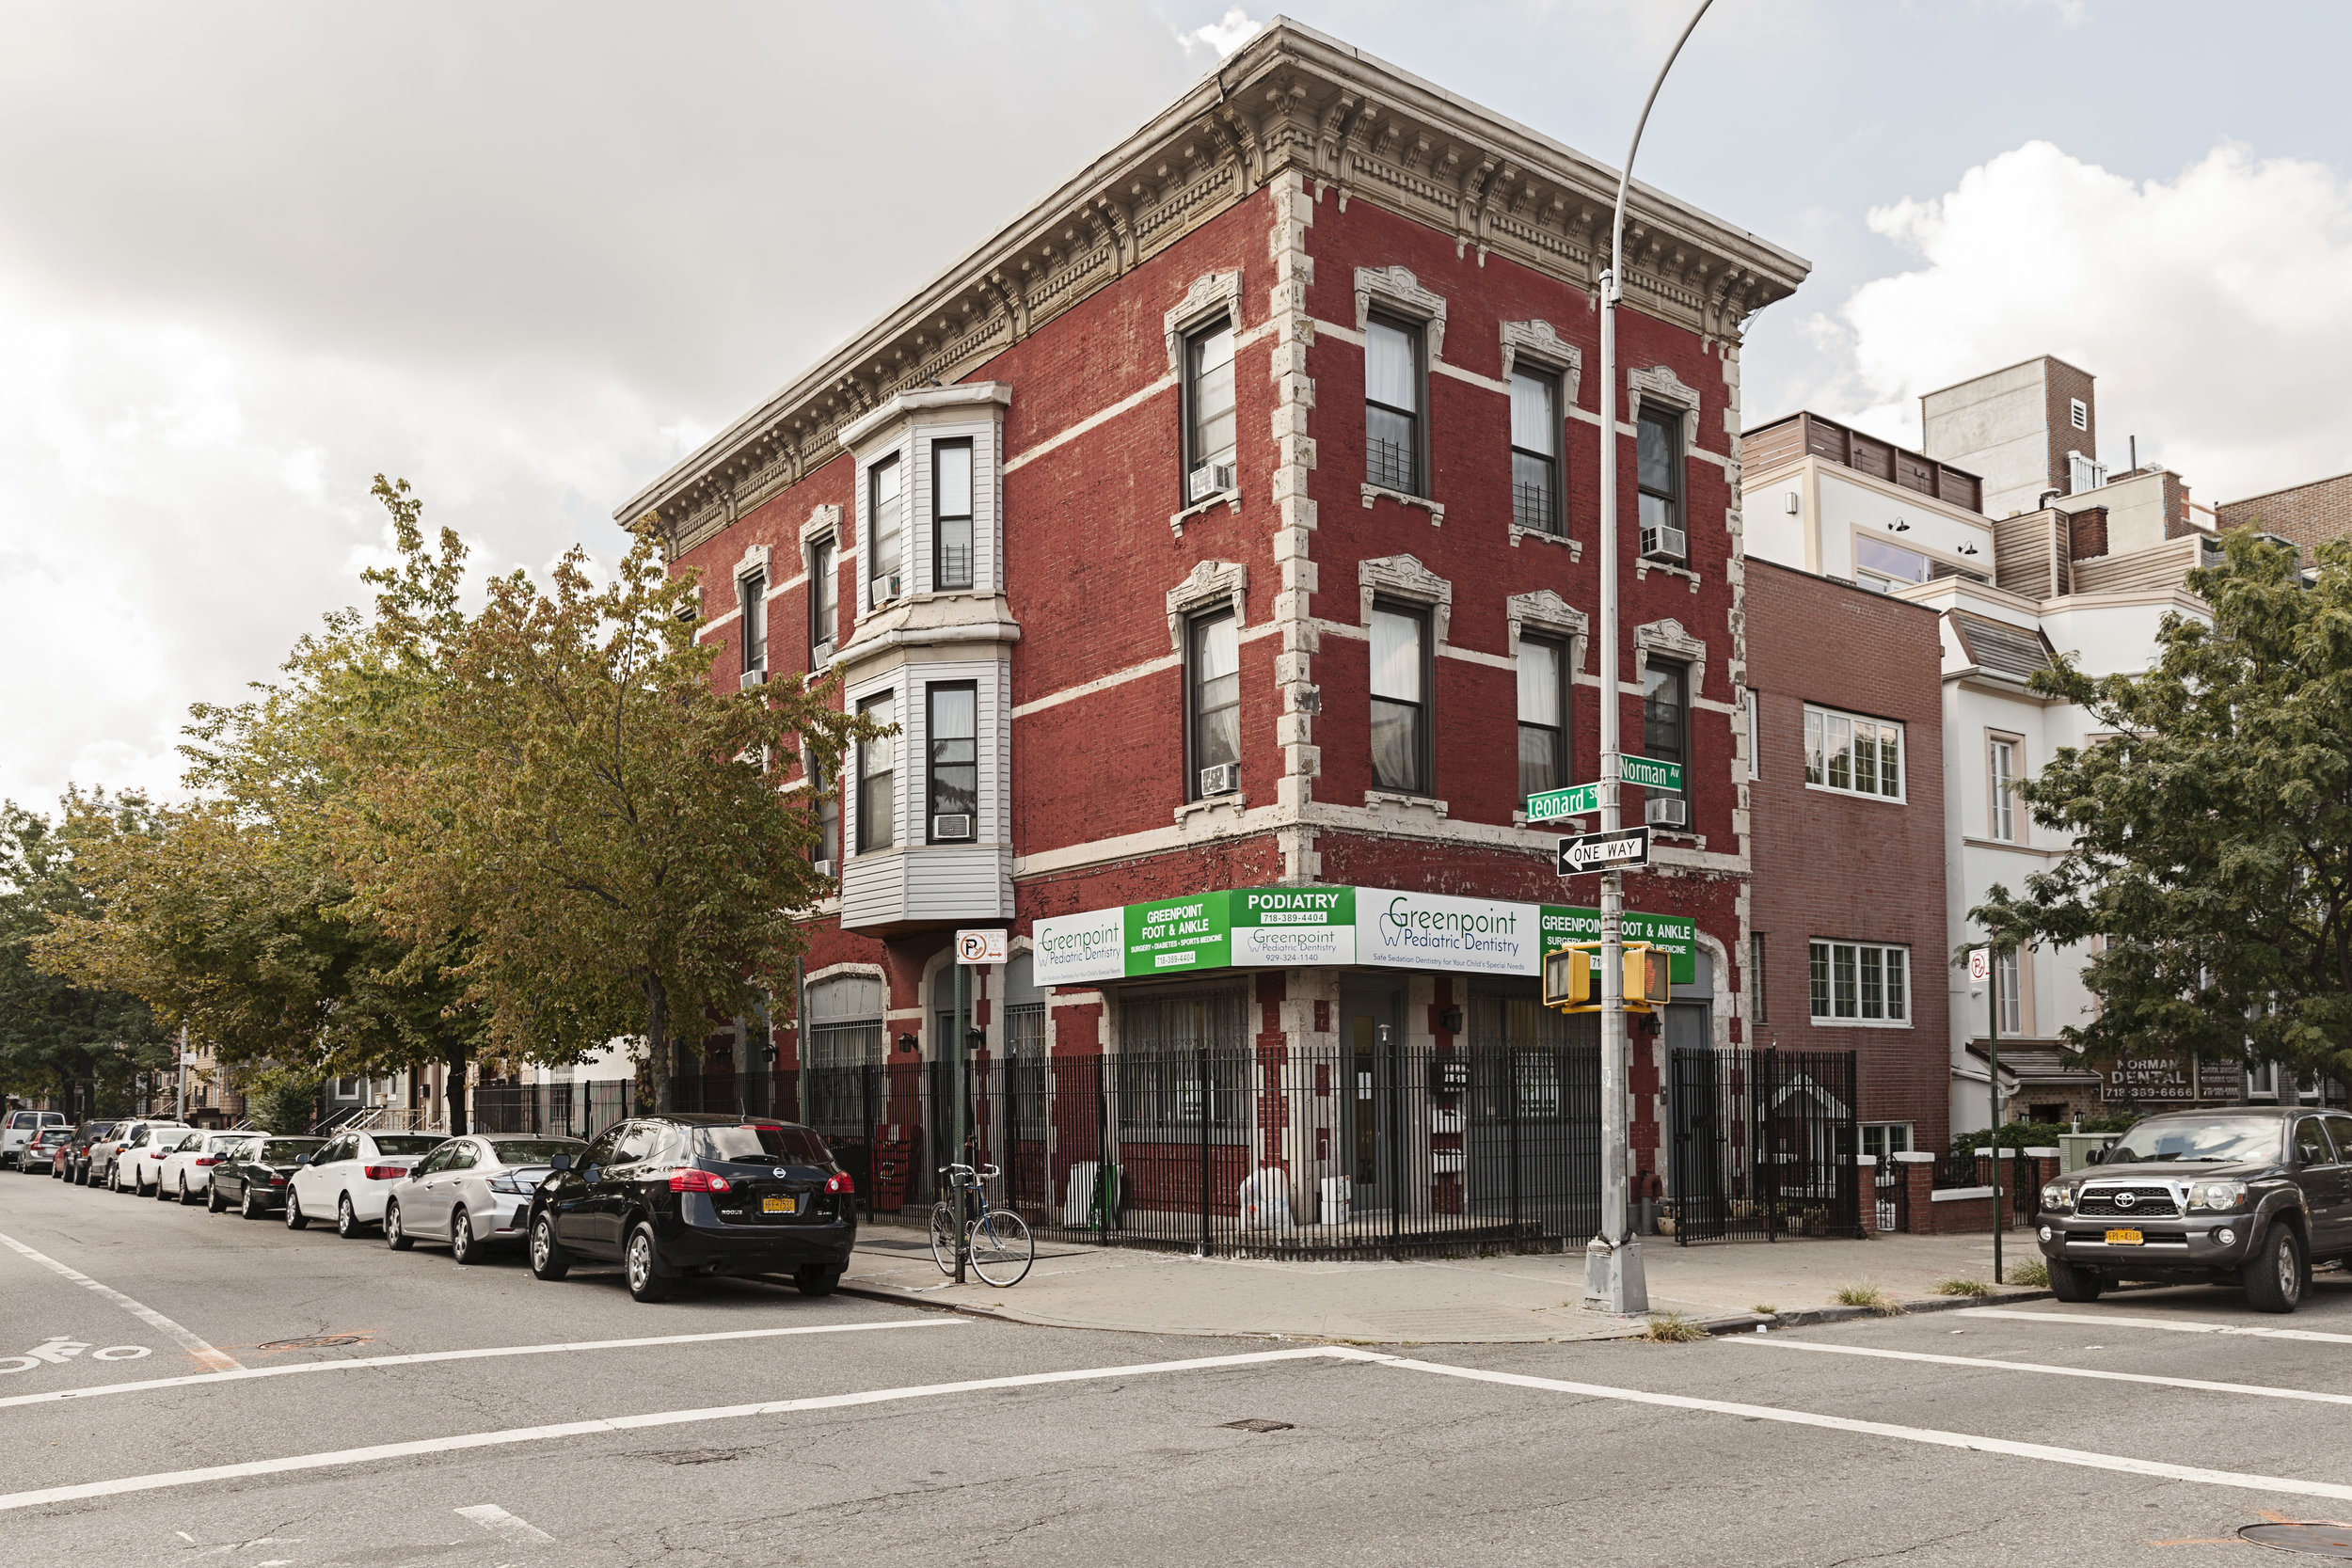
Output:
(1525, 759), (1681, 820)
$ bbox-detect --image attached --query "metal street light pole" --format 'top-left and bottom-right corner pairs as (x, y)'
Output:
(1587, 0), (1714, 1318)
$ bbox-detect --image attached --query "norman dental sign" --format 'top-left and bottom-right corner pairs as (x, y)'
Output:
(1031, 886), (1689, 987)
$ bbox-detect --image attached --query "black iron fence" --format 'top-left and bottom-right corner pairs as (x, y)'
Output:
(1872, 1157), (1909, 1234)
(1665, 1048), (1861, 1243)
(737, 1043), (1597, 1260)
(471, 1080), (638, 1140)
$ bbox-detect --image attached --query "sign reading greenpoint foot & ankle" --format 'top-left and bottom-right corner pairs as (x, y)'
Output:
(1356, 888), (1543, 976)
(1538, 905), (1696, 985)
(1124, 894), (1231, 973)
(1230, 886), (1356, 966)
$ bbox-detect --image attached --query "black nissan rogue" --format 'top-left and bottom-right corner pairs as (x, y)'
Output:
(2034, 1105), (2352, 1314)
(526, 1114), (857, 1303)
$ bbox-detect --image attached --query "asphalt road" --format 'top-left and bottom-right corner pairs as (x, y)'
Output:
(6, 1164), (2352, 1566)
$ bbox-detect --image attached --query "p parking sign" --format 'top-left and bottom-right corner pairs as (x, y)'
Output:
(956, 928), (1009, 965)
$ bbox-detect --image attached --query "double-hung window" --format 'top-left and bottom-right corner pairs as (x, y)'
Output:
(1637, 406), (1681, 540)
(739, 569), (767, 674)
(1364, 316), (1422, 496)
(808, 536), (836, 658)
(1369, 602), (1430, 794)
(1996, 949), (2022, 1035)
(855, 692), (895, 852)
(814, 778), (840, 870)
(1808, 941), (1910, 1024)
(1803, 705), (1903, 800)
(1188, 610), (1240, 799)
(933, 441), (974, 592)
(868, 455), (904, 604)
(926, 683), (977, 843)
(1641, 660), (1688, 817)
(1988, 736), (2018, 841)
(1517, 634), (1566, 803)
(1184, 318), (1236, 501)
(1510, 369), (1561, 534)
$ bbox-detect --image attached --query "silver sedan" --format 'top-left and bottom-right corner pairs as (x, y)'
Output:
(383, 1133), (586, 1263)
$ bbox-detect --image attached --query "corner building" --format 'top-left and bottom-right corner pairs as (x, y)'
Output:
(617, 23), (1808, 1234)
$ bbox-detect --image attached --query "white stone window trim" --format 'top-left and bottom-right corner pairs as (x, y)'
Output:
(1499, 319), (1582, 403)
(1358, 554), (1451, 647)
(1354, 265), (1447, 359)
(731, 543), (772, 583)
(1632, 616), (1707, 692)
(1627, 363), (1704, 461)
(1163, 269), (1244, 375)
(1166, 560), (1248, 653)
(1635, 557), (1702, 593)
(1361, 483), (1445, 524)
(1504, 590), (1588, 672)
(1511, 526), (1582, 559)
(799, 503), (842, 547)
(1170, 490), (1243, 538)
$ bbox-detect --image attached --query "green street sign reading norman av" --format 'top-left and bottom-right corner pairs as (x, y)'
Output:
(1620, 756), (1682, 792)
(1524, 783), (1600, 820)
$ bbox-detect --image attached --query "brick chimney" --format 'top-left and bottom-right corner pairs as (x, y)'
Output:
(2069, 505), (2110, 562)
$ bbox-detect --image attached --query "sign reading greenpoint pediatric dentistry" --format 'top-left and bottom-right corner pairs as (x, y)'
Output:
(1033, 885), (1694, 988)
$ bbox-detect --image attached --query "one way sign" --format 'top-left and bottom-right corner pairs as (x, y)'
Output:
(1556, 827), (1650, 875)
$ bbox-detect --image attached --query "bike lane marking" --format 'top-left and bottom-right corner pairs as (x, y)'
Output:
(11, 1341), (2352, 1515)
(0, 1229), (241, 1372)
(0, 1315), (958, 1411)
(1957, 1307), (2352, 1345)
(1728, 1334), (2352, 1405)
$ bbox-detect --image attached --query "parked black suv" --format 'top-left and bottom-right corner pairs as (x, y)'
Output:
(2035, 1105), (2352, 1313)
(212, 1136), (328, 1218)
(527, 1114), (856, 1303)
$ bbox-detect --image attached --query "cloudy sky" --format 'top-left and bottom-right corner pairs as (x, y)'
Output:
(5, 1), (2349, 812)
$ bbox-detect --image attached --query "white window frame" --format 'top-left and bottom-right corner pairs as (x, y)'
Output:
(1803, 705), (1905, 802)
(1807, 940), (1912, 1027)
(1860, 1122), (1913, 1162)
(1988, 734), (2020, 842)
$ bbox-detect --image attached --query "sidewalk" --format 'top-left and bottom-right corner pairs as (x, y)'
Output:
(839, 1223), (2049, 1344)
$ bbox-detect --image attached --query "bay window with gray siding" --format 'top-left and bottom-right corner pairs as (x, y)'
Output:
(932, 440), (974, 591)
(926, 682), (977, 842)
(856, 692), (895, 852)
(868, 454), (903, 599)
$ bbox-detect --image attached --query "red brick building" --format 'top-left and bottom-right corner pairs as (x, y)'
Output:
(1742, 558), (1951, 1161)
(615, 23), (1807, 1227)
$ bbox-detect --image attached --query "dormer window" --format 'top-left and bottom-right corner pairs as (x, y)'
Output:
(869, 454), (904, 603)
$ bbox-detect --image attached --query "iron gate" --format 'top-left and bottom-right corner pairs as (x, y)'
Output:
(1668, 1048), (1860, 1243)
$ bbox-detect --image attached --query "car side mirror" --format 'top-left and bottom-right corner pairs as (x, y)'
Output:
(549, 1154), (573, 1170)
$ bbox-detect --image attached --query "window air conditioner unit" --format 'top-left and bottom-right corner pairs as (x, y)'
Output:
(931, 815), (974, 841)
(1199, 763), (1240, 797)
(1645, 796), (1688, 829)
(1187, 462), (1237, 503)
(1641, 525), (1687, 563)
(811, 859), (834, 879)
(739, 669), (768, 688)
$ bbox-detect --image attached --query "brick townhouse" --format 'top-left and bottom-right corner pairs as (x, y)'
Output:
(613, 21), (1810, 1232)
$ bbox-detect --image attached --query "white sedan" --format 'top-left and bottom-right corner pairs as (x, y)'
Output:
(384, 1133), (587, 1262)
(285, 1130), (448, 1238)
(156, 1131), (262, 1205)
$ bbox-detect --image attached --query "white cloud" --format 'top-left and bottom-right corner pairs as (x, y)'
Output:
(1176, 8), (1263, 57)
(1816, 139), (2352, 506)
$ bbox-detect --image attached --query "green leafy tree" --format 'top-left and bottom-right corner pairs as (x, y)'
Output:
(0, 795), (171, 1112)
(328, 480), (871, 1109)
(1972, 531), (2352, 1086)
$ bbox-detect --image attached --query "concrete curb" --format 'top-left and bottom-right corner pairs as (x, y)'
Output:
(1707, 1288), (2056, 1335)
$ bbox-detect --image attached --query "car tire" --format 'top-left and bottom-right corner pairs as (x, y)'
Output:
(2243, 1223), (2306, 1314)
(242, 1187), (262, 1220)
(285, 1190), (310, 1230)
(178, 1177), (198, 1206)
(337, 1195), (363, 1240)
(793, 1265), (840, 1298)
(384, 1200), (413, 1250)
(625, 1224), (675, 1304)
(206, 1181), (225, 1213)
(2044, 1255), (2103, 1303)
(451, 1208), (479, 1266)
(106, 1163), (121, 1193)
(528, 1213), (570, 1281)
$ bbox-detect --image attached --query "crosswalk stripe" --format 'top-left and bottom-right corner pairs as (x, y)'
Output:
(1960, 1307), (2352, 1345)
(1732, 1335), (2352, 1405)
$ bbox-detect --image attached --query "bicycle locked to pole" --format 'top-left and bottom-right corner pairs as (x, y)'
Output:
(930, 1162), (1033, 1287)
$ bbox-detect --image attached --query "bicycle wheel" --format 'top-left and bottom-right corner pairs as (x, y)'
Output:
(968, 1210), (1033, 1288)
(929, 1200), (960, 1275)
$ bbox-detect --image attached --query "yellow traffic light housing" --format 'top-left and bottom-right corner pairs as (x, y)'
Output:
(1542, 942), (1667, 1013)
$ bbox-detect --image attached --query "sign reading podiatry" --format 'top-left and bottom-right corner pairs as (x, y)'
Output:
(1356, 888), (1544, 977)
(1556, 827), (1650, 875)
(1125, 895), (1231, 973)
(1031, 905), (1127, 986)
(955, 928), (1008, 965)
(1524, 782), (1601, 821)
(1619, 756), (1683, 792)
(1539, 906), (1697, 986)
(1230, 886), (1357, 967)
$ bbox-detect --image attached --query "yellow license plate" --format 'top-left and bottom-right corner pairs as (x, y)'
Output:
(762, 1196), (798, 1215)
(2105, 1227), (2144, 1245)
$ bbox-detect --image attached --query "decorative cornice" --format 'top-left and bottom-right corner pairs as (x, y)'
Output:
(617, 18), (1809, 553)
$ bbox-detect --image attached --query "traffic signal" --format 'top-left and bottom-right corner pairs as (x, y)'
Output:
(1543, 942), (1668, 1013)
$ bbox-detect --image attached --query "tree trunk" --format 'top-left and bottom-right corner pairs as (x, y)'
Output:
(444, 1043), (469, 1134)
(646, 971), (673, 1113)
